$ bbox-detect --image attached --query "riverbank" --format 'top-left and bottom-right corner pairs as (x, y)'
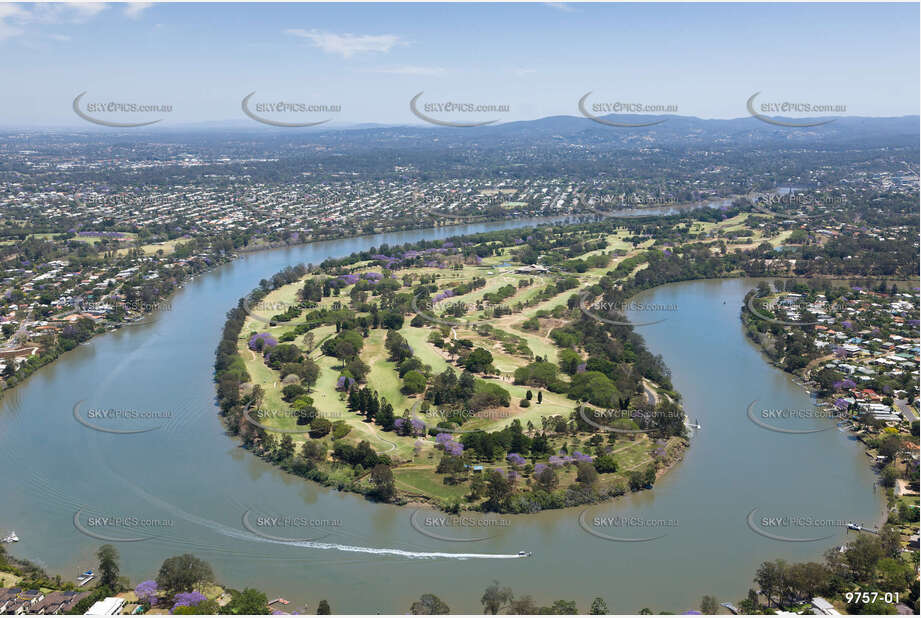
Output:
(740, 281), (919, 550)
(215, 227), (691, 514)
(0, 219), (888, 613)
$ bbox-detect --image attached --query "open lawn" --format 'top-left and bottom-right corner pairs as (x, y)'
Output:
(393, 467), (470, 503)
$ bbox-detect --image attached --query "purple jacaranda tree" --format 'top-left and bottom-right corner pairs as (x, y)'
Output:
(171, 591), (206, 613)
(135, 580), (158, 605)
(248, 332), (277, 351)
(507, 453), (526, 466)
(336, 375), (355, 391)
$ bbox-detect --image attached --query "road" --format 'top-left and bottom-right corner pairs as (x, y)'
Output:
(894, 398), (918, 422)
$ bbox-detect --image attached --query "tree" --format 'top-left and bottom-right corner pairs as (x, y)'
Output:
(317, 600), (331, 614)
(481, 580), (513, 614)
(845, 534), (884, 582)
(410, 593), (451, 615)
(546, 600), (578, 614)
(877, 557), (914, 592)
(437, 454), (467, 485)
(309, 416), (332, 438)
(175, 598), (219, 614)
(594, 454), (617, 474)
(576, 460), (599, 485)
(278, 434), (295, 461)
(738, 589), (760, 614)
(157, 554), (214, 593)
(535, 466), (558, 492)
(370, 463), (396, 501)
(878, 524), (901, 558)
(537, 391), (542, 404)
(223, 588), (269, 614)
(97, 544), (120, 590)
(590, 597), (609, 614)
(464, 347), (494, 373)
(484, 470), (512, 511)
(402, 370), (427, 395)
(508, 596), (539, 614)
(755, 560), (786, 608)
(700, 595), (719, 615)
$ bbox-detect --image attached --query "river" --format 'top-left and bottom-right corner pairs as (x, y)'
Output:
(0, 221), (881, 614)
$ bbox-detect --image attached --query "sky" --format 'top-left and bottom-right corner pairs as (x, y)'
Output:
(0, 2), (918, 128)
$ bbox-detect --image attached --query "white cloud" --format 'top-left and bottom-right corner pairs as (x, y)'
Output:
(515, 68), (537, 77)
(31, 3), (106, 24)
(0, 3), (106, 41)
(284, 28), (404, 58)
(0, 4), (27, 40)
(48, 33), (72, 42)
(370, 65), (444, 76)
(545, 3), (579, 13)
(123, 3), (153, 19)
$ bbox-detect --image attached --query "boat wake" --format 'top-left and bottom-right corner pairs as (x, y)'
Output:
(108, 468), (523, 560)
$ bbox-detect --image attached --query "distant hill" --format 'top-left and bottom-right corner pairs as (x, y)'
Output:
(300, 113), (920, 148)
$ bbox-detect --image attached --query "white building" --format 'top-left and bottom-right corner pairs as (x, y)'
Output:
(84, 596), (125, 615)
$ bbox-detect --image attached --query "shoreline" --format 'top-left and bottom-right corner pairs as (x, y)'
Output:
(216, 232), (695, 515)
(738, 288), (914, 535)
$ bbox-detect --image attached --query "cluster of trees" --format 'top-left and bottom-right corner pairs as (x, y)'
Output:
(743, 527), (918, 614)
(424, 367), (511, 416)
(347, 386), (395, 429)
(68, 546), (260, 615)
(477, 580), (609, 615)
